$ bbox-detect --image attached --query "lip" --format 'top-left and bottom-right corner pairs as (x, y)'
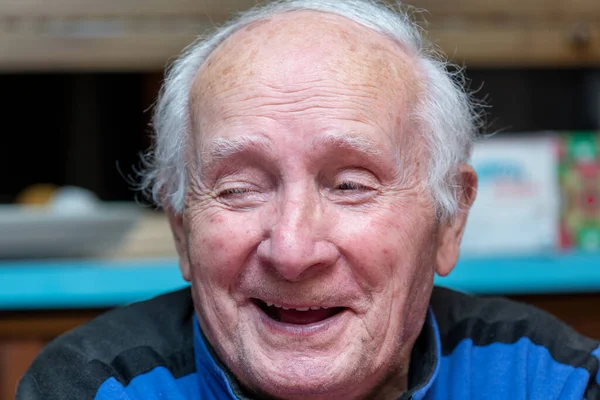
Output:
(251, 300), (350, 337)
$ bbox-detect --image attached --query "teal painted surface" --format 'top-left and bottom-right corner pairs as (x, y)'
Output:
(436, 253), (600, 295)
(0, 258), (187, 310)
(0, 254), (599, 309)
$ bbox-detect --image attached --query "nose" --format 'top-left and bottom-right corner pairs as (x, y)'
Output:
(256, 189), (339, 281)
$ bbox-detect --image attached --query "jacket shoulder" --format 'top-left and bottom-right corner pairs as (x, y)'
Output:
(431, 286), (599, 357)
(430, 286), (600, 399)
(17, 287), (195, 400)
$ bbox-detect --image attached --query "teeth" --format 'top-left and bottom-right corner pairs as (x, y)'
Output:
(263, 301), (329, 311)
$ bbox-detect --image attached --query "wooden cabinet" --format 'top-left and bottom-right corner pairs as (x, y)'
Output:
(0, 0), (598, 71)
(414, 0), (600, 67)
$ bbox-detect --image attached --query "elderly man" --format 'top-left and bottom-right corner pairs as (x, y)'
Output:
(18, 0), (600, 399)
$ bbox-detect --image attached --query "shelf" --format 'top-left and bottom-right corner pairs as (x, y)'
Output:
(1, 253), (599, 310)
(3, 0), (598, 20)
(0, 0), (246, 18)
(0, 31), (197, 72)
(0, 0), (598, 71)
(438, 253), (600, 295)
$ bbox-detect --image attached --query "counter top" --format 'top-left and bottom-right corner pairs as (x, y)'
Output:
(1, 253), (599, 310)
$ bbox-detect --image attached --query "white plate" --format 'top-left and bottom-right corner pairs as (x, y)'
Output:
(0, 203), (140, 259)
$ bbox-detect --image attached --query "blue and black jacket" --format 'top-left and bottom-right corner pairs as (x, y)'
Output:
(17, 287), (600, 399)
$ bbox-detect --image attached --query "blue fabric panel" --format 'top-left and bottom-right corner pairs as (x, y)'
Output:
(95, 377), (133, 400)
(95, 367), (200, 400)
(427, 337), (591, 400)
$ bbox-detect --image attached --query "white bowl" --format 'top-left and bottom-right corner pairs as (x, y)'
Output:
(0, 202), (141, 259)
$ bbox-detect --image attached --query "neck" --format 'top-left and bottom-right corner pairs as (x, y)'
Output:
(238, 349), (412, 400)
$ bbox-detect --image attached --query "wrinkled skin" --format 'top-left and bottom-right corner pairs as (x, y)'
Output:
(168, 11), (476, 400)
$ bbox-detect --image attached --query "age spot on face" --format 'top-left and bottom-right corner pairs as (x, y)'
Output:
(210, 215), (224, 224)
(221, 65), (234, 77)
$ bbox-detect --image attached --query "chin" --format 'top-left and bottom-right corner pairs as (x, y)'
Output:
(232, 337), (377, 400)
(245, 360), (363, 399)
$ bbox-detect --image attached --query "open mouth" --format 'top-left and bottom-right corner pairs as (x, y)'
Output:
(252, 299), (346, 325)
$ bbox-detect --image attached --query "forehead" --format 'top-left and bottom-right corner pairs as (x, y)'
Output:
(193, 12), (419, 103)
(190, 11), (420, 142)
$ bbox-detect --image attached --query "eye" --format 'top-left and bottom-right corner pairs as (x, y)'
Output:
(326, 169), (380, 205)
(336, 181), (372, 191)
(218, 187), (252, 197)
(214, 183), (268, 209)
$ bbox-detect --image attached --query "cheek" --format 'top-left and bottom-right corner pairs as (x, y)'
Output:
(187, 209), (263, 290)
(338, 205), (432, 291)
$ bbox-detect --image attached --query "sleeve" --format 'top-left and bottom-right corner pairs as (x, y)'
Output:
(15, 343), (120, 400)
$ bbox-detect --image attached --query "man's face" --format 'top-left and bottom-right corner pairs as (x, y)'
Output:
(171, 12), (454, 399)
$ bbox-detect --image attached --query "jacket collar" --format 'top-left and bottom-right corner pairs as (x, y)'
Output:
(402, 309), (441, 400)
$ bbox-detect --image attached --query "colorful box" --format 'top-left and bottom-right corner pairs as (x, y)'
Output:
(558, 132), (600, 252)
(461, 134), (560, 256)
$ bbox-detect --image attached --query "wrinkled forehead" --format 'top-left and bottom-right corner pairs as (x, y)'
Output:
(190, 11), (421, 134)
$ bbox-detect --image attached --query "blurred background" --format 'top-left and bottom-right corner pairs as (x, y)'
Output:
(0, 0), (599, 398)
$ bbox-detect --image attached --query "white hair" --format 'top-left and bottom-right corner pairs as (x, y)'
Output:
(140, 0), (481, 220)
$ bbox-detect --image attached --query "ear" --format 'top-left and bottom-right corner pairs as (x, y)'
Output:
(435, 164), (478, 277)
(166, 208), (192, 282)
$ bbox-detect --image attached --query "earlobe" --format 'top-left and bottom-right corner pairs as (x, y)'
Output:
(166, 208), (192, 282)
(435, 164), (478, 277)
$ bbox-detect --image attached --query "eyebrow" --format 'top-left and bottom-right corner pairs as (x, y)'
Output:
(311, 131), (381, 156)
(201, 135), (273, 165)
(199, 131), (383, 167)
(314, 131), (403, 180)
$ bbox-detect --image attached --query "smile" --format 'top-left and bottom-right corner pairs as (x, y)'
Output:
(252, 298), (347, 326)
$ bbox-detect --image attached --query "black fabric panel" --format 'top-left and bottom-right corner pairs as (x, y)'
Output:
(431, 286), (600, 369)
(108, 345), (195, 387)
(586, 379), (600, 400)
(16, 347), (116, 400)
(17, 287), (195, 399)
